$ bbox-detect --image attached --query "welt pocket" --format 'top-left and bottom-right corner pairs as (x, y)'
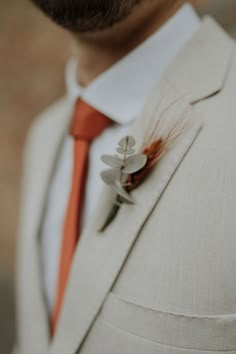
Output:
(100, 292), (236, 352)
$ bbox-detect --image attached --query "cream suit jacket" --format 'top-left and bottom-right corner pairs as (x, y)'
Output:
(15, 18), (236, 354)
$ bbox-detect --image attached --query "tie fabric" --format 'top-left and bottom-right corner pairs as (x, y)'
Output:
(51, 99), (112, 334)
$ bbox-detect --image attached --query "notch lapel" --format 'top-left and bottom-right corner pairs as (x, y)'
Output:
(17, 99), (72, 353)
(163, 17), (234, 103)
(49, 17), (234, 354)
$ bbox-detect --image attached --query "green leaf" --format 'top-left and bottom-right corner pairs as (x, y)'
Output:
(116, 147), (135, 155)
(119, 136), (136, 149)
(101, 155), (123, 168)
(121, 172), (129, 184)
(101, 169), (120, 185)
(109, 181), (134, 204)
(122, 154), (147, 174)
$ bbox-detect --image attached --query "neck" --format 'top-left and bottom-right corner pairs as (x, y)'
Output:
(72, 0), (187, 87)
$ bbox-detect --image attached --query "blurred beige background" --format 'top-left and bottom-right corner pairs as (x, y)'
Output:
(0, 0), (236, 352)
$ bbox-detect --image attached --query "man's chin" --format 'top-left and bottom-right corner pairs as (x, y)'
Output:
(30, 0), (140, 33)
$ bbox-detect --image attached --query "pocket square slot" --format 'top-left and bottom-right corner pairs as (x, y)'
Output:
(100, 293), (236, 352)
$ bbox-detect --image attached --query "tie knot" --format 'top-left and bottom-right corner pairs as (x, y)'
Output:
(70, 99), (113, 141)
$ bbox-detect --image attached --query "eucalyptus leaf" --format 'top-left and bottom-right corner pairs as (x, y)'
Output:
(126, 149), (136, 155)
(101, 169), (120, 185)
(119, 136), (136, 149)
(116, 147), (135, 155)
(123, 154), (147, 174)
(109, 181), (134, 204)
(121, 172), (129, 184)
(101, 155), (123, 168)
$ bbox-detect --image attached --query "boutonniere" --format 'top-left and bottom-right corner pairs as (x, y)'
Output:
(99, 100), (191, 232)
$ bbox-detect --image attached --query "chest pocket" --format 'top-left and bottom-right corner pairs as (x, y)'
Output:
(91, 292), (236, 353)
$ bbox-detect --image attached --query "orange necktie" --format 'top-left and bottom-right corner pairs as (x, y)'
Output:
(51, 99), (112, 334)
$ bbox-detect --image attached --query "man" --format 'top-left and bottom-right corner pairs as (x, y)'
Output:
(15, 0), (236, 353)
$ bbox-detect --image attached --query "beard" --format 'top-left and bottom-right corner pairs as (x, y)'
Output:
(31, 0), (141, 33)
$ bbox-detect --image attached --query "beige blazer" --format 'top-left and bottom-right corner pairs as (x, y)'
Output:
(15, 17), (236, 354)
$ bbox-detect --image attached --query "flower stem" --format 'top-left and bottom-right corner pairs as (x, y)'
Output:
(98, 196), (122, 233)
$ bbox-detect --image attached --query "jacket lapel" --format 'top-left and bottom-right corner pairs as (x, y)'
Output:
(17, 99), (73, 353)
(163, 17), (234, 103)
(49, 83), (203, 354)
(49, 17), (234, 354)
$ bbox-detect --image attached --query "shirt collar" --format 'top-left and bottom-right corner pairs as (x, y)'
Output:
(66, 4), (200, 125)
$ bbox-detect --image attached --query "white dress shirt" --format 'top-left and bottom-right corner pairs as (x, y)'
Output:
(41, 4), (200, 314)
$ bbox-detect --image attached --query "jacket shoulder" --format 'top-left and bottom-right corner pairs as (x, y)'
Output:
(21, 96), (72, 179)
(25, 96), (70, 148)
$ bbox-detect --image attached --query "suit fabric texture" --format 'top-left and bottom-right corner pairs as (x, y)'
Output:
(15, 18), (236, 354)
